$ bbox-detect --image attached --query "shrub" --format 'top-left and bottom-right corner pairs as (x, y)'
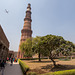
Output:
(53, 69), (75, 75)
(18, 59), (29, 75)
(27, 72), (37, 75)
(59, 58), (71, 61)
(41, 69), (75, 75)
(20, 58), (48, 60)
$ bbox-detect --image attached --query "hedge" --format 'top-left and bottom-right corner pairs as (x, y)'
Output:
(20, 58), (48, 60)
(18, 59), (29, 75)
(27, 72), (37, 75)
(41, 69), (75, 75)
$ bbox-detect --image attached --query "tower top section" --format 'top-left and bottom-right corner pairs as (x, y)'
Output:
(27, 3), (31, 12)
(28, 3), (31, 7)
(24, 3), (32, 22)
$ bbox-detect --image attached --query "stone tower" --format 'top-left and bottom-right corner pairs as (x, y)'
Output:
(17, 3), (32, 58)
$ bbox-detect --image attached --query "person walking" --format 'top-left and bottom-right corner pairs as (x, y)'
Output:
(0, 60), (1, 71)
(1, 60), (5, 75)
(10, 58), (13, 66)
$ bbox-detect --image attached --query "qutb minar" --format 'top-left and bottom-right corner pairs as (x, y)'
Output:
(17, 3), (32, 58)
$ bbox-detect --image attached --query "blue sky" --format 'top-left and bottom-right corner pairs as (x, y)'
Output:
(0, 0), (75, 51)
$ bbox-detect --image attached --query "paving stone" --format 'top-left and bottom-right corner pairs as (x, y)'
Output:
(3, 62), (23, 75)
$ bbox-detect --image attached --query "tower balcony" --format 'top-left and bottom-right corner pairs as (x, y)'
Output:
(26, 11), (32, 14)
(24, 17), (32, 22)
(21, 29), (32, 34)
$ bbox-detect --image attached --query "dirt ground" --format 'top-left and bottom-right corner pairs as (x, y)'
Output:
(23, 59), (75, 74)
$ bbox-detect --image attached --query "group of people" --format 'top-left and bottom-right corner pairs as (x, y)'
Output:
(0, 57), (18, 75)
(7, 57), (18, 65)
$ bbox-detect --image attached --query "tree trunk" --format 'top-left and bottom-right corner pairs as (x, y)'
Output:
(71, 56), (72, 60)
(38, 53), (41, 61)
(51, 58), (56, 67)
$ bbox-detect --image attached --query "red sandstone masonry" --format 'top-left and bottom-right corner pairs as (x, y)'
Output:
(17, 3), (32, 58)
(0, 25), (9, 48)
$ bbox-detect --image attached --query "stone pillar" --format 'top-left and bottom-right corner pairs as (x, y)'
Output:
(3, 47), (8, 60)
(0, 44), (4, 60)
(0, 44), (2, 60)
(0, 43), (9, 60)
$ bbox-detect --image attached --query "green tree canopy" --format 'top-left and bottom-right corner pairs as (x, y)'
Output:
(32, 35), (75, 67)
(20, 38), (33, 57)
(20, 34), (75, 67)
(32, 36), (44, 61)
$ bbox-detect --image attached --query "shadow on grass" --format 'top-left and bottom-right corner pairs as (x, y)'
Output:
(28, 64), (75, 74)
(41, 64), (75, 72)
(29, 60), (58, 63)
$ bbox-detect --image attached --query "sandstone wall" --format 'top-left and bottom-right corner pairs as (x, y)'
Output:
(0, 25), (9, 60)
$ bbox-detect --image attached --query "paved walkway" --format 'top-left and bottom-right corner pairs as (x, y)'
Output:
(0, 62), (23, 75)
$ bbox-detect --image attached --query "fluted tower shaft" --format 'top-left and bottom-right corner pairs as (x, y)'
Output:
(17, 4), (32, 58)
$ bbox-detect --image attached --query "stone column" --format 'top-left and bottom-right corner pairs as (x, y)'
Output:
(3, 47), (8, 60)
(0, 44), (4, 60)
(0, 43), (9, 61)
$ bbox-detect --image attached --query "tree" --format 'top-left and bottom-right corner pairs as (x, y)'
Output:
(58, 41), (75, 58)
(32, 36), (43, 61)
(40, 35), (75, 67)
(32, 35), (66, 65)
(20, 34), (75, 67)
(20, 38), (33, 57)
(40, 35), (66, 66)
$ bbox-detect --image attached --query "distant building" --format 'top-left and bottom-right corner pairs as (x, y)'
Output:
(8, 50), (18, 58)
(14, 52), (18, 58)
(17, 3), (32, 58)
(8, 51), (14, 58)
(0, 25), (9, 60)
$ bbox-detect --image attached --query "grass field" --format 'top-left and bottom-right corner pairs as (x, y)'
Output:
(23, 59), (75, 74)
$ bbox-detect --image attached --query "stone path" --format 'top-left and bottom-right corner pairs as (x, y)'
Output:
(0, 62), (23, 75)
